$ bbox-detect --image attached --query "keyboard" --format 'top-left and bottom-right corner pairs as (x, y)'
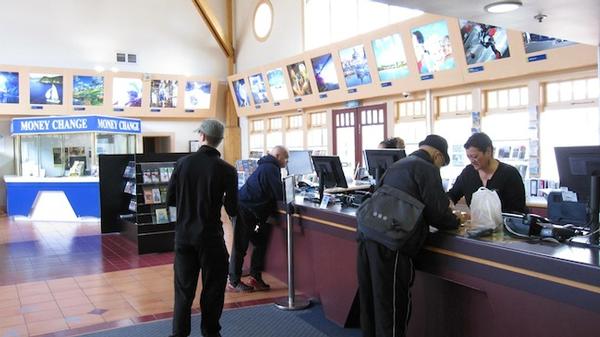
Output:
(324, 184), (371, 194)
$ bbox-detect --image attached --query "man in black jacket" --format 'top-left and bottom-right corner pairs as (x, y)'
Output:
(357, 134), (460, 337)
(167, 119), (237, 337)
(228, 146), (288, 292)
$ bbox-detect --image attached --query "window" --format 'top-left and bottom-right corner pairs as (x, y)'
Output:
(485, 86), (528, 112)
(437, 93), (472, 116)
(307, 112), (328, 155)
(266, 117), (283, 149)
(253, 0), (273, 41)
(540, 77), (600, 180)
(395, 99), (426, 153)
(249, 119), (266, 158)
(544, 77), (599, 105)
(285, 115), (304, 150)
(304, 0), (423, 50)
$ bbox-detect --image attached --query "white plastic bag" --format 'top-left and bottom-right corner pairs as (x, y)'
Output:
(470, 187), (503, 231)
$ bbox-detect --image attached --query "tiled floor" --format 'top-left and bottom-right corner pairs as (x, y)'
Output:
(0, 216), (287, 337)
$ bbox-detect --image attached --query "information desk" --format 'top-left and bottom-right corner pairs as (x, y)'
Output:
(266, 199), (599, 337)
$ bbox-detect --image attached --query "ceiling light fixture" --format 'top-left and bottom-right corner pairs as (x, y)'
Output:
(484, 1), (523, 13)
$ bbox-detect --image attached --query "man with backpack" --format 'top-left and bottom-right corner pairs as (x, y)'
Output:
(356, 134), (461, 337)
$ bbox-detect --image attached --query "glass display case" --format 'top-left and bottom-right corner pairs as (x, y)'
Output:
(16, 132), (136, 177)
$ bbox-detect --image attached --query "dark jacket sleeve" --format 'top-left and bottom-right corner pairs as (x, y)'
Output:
(502, 167), (527, 213)
(166, 160), (180, 207)
(417, 165), (460, 230)
(447, 166), (467, 204)
(223, 166), (238, 217)
(264, 165), (283, 201)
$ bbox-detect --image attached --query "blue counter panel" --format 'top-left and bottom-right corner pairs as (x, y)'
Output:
(6, 181), (100, 217)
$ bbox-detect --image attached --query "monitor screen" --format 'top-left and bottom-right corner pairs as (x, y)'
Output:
(459, 20), (510, 65)
(311, 155), (348, 189)
(371, 33), (409, 81)
(555, 146), (600, 202)
(339, 44), (372, 88)
(287, 150), (313, 176)
(286, 61), (313, 97)
(249, 73), (269, 104)
(67, 156), (87, 173)
(411, 20), (455, 75)
(266, 68), (289, 101)
(311, 53), (340, 93)
(364, 149), (406, 182)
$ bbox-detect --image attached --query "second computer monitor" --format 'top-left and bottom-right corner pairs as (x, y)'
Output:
(311, 155), (348, 188)
(364, 149), (406, 183)
(555, 146), (600, 202)
(287, 150), (314, 176)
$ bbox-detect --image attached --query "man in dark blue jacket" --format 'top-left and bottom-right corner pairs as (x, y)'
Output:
(228, 146), (288, 292)
(357, 134), (460, 337)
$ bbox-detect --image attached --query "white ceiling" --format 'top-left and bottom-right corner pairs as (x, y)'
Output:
(375, 0), (600, 46)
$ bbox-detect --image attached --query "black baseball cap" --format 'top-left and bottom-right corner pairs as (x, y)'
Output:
(419, 134), (450, 166)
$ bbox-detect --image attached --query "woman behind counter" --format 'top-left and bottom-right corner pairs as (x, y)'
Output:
(447, 132), (527, 213)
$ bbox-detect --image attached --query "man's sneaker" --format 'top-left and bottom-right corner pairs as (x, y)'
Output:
(227, 281), (254, 292)
(248, 276), (270, 291)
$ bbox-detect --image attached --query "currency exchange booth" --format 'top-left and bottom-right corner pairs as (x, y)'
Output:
(5, 115), (140, 220)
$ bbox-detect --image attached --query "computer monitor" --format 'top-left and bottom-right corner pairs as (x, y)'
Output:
(311, 155), (348, 189)
(364, 149), (406, 184)
(67, 155), (87, 172)
(555, 146), (600, 202)
(287, 150), (313, 176)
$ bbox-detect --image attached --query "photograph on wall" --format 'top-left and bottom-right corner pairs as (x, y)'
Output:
(150, 79), (178, 108)
(266, 68), (289, 101)
(73, 75), (104, 106)
(460, 20), (510, 65)
(248, 73), (269, 104)
(371, 34), (409, 81)
(30, 73), (63, 105)
(232, 78), (251, 107)
(184, 80), (211, 110)
(522, 32), (576, 54)
(310, 53), (340, 93)
(113, 78), (142, 107)
(339, 44), (372, 88)
(0, 71), (19, 104)
(286, 61), (313, 97)
(411, 21), (455, 74)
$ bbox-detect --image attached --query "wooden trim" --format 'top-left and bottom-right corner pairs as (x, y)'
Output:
(425, 246), (600, 294)
(278, 208), (600, 293)
(191, 0), (234, 58)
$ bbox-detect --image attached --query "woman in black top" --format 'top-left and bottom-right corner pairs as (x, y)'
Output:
(447, 132), (527, 213)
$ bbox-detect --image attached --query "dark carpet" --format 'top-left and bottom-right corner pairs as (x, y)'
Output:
(80, 303), (362, 337)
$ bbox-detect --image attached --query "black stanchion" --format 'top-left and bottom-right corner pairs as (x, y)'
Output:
(275, 201), (311, 310)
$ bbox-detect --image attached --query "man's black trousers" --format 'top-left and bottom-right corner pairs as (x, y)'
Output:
(171, 238), (228, 337)
(228, 206), (271, 283)
(357, 238), (414, 337)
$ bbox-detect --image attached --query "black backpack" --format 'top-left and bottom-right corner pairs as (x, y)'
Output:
(356, 184), (427, 256)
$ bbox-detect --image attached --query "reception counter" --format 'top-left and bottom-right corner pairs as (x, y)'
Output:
(266, 199), (600, 337)
(5, 175), (100, 219)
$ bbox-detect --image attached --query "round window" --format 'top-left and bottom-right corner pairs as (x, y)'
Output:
(253, 0), (273, 41)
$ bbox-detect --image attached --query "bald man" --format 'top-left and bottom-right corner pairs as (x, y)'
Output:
(228, 146), (289, 292)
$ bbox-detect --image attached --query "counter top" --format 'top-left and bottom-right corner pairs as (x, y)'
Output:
(4, 175), (99, 183)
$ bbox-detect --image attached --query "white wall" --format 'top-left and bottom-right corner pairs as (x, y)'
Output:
(0, 120), (15, 212)
(141, 120), (202, 153)
(0, 0), (228, 77)
(235, 0), (304, 72)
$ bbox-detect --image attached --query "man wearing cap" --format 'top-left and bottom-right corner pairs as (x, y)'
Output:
(357, 134), (460, 337)
(228, 145), (288, 292)
(167, 119), (237, 337)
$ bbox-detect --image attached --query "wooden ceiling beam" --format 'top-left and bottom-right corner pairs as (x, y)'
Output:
(191, 0), (234, 59)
